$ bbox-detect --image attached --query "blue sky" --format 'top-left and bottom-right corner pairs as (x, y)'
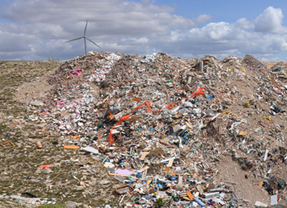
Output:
(152, 0), (287, 22)
(1, 0), (287, 61)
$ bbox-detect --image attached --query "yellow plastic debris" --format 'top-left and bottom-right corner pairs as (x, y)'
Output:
(263, 116), (271, 121)
(222, 111), (232, 115)
(246, 99), (253, 103)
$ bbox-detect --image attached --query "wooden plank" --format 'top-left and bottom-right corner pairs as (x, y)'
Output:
(187, 192), (194, 200)
(139, 152), (149, 160)
(167, 158), (174, 167)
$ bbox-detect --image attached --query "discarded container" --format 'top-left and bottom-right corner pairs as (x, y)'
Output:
(204, 192), (220, 200)
(270, 195), (278, 206)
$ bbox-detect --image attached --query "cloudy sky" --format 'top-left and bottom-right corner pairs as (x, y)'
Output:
(1, 0), (287, 61)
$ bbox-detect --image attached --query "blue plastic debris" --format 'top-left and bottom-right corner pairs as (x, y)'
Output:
(194, 198), (206, 207)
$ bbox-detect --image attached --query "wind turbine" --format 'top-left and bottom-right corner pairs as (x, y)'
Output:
(67, 20), (101, 54)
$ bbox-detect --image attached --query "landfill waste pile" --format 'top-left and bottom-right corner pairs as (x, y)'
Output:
(1, 52), (287, 207)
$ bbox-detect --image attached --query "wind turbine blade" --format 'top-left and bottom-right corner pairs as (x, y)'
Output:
(84, 20), (88, 36)
(84, 37), (87, 54)
(66, 37), (83, 42)
(86, 37), (101, 48)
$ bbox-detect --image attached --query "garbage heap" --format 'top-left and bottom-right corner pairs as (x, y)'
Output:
(41, 52), (287, 207)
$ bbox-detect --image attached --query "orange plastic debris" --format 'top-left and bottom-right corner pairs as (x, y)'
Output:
(239, 131), (247, 136)
(108, 115), (131, 144)
(132, 101), (160, 115)
(163, 104), (175, 110)
(64, 145), (79, 149)
(169, 172), (175, 177)
(41, 165), (51, 169)
(258, 181), (263, 188)
(107, 101), (175, 145)
(132, 97), (142, 102)
(72, 135), (79, 140)
(190, 87), (205, 97)
(108, 112), (114, 119)
(175, 112), (182, 118)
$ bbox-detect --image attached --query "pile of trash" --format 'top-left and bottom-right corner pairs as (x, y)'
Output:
(14, 52), (287, 207)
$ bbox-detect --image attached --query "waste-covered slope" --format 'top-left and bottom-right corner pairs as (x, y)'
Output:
(1, 52), (287, 207)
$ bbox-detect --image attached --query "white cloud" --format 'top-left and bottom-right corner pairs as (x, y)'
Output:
(0, 1), (287, 61)
(153, 6), (287, 61)
(0, 0), (212, 60)
(235, 18), (254, 30)
(254, 7), (287, 34)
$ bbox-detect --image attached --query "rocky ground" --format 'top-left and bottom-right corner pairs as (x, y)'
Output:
(1, 53), (287, 208)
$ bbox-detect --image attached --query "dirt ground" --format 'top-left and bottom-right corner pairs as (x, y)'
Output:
(216, 156), (270, 205)
(15, 68), (55, 103)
